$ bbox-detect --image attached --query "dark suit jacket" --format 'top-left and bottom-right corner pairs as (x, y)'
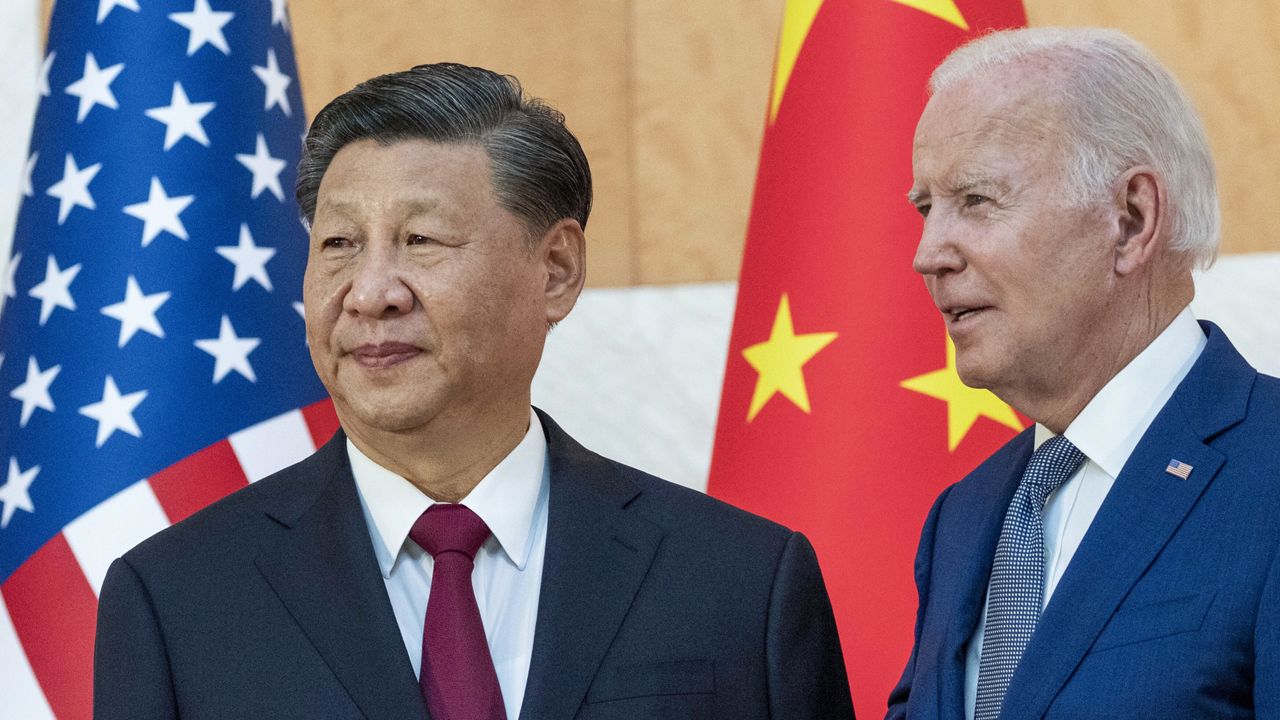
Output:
(94, 410), (854, 719)
(887, 322), (1280, 719)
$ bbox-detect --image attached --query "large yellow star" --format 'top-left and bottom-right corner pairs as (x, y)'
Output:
(742, 294), (838, 422)
(900, 336), (1023, 450)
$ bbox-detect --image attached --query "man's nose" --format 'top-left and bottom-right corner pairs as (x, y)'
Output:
(911, 215), (965, 278)
(344, 243), (414, 317)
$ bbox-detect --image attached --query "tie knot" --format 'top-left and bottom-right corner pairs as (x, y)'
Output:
(409, 504), (491, 560)
(1022, 435), (1086, 501)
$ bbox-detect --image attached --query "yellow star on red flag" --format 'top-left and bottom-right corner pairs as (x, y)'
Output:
(742, 293), (838, 422)
(900, 335), (1023, 450)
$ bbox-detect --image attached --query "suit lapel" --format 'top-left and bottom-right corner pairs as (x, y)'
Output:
(1004, 322), (1254, 718)
(936, 430), (1033, 720)
(254, 432), (429, 720)
(518, 411), (664, 720)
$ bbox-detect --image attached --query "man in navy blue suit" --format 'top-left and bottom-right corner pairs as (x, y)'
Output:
(94, 64), (854, 719)
(889, 27), (1280, 719)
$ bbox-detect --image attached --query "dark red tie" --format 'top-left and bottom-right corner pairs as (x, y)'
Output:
(409, 504), (507, 720)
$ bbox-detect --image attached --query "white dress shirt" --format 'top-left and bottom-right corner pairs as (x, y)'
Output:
(349, 408), (550, 720)
(963, 307), (1207, 719)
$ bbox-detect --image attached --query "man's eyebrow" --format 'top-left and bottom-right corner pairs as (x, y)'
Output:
(906, 188), (928, 205)
(951, 175), (1008, 196)
(316, 196), (442, 218)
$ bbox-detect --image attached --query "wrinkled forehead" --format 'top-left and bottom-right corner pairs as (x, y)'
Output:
(912, 64), (1073, 180)
(920, 62), (1067, 142)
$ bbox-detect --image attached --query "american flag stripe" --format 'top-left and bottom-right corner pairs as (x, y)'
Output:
(2, 534), (97, 720)
(149, 437), (250, 525)
(0, 400), (337, 719)
(64, 479), (171, 596)
(0, 592), (56, 720)
(229, 405), (318, 483)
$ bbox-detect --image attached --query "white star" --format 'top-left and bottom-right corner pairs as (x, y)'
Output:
(2, 253), (19, 300)
(195, 315), (260, 383)
(9, 356), (60, 428)
(22, 151), (37, 197)
(144, 82), (215, 151)
(101, 276), (170, 347)
(97, 0), (140, 23)
(38, 51), (55, 98)
(46, 153), (101, 225)
(79, 376), (147, 448)
(123, 177), (195, 247)
(169, 0), (234, 56)
(28, 254), (81, 326)
(252, 48), (292, 117)
(64, 52), (125, 123)
(270, 0), (290, 30)
(235, 134), (286, 201)
(292, 300), (305, 319)
(216, 224), (276, 291)
(0, 458), (39, 529)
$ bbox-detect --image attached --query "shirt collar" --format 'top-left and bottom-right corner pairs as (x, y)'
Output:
(1034, 306), (1207, 477)
(349, 408), (548, 578)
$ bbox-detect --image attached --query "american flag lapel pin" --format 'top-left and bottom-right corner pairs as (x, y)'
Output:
(1165, 459), (1193, 480)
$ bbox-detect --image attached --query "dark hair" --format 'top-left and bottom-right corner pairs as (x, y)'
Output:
(296, 63), (592, 236)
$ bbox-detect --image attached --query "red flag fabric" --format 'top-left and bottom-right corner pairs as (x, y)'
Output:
(708, 0), (1027, 713)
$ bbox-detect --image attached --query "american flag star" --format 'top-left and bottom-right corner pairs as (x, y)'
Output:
(0, 2), (333, 718)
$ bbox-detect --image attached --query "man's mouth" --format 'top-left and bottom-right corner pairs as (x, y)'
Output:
(943, 306), (989, 323)
(350, 342), (421, 369)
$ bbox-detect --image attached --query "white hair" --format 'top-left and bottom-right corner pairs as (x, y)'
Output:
(930, 27), (1220, 270)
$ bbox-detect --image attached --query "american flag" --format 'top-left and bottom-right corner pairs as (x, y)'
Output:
(0, 2), (335, 717)
(1165, 459), (1194, 480)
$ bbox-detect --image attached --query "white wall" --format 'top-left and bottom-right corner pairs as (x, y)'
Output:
(0, 0), (39, 318)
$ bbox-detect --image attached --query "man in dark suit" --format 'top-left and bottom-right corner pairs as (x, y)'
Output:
(93, 63), (854, 719)
(889, 27), (1280, 719)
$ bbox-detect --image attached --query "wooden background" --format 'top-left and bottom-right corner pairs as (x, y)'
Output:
(60, 0), (1277, 287)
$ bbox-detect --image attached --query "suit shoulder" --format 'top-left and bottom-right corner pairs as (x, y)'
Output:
(120, 440), (344, 571)
(940, 427), (1034, 496)
(540, 410), (795, 543)
(575, 452), (799, 565)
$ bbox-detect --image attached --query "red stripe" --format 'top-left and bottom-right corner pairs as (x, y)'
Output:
(2, 534), (97, 720)
(302, 398), (340, 449)
(149, 440), (249, 524)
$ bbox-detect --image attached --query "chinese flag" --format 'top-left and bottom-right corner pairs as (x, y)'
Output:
(708, 0), (1027, 713)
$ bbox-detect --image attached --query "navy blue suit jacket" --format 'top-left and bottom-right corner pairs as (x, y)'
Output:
(94, 410), (854, 719)
(887, 322), (1280, 719)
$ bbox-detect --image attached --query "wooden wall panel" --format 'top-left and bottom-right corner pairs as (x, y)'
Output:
(288, 0), (635, 286)
(630, 0), (780, 284)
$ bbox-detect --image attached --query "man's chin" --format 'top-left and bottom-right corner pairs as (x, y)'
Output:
(333, 394), (442, 438)
(952, 353), (999, 392)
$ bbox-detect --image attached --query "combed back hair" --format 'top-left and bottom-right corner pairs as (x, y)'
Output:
(296, 62), (592, 239)
(930, 27), (1220, 270)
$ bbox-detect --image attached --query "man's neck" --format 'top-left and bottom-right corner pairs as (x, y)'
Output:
(1014, 277), (1194, 434)
(343, 404), (532, 503)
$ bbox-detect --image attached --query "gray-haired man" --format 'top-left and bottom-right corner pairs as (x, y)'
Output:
(890, 27), (1280, 720)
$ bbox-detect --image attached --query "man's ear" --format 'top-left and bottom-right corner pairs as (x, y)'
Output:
(1113, 165), (1165, 276)
(539, 218), (586, 324)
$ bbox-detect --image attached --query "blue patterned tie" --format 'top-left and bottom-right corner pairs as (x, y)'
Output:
(974, 435), (1086, 720)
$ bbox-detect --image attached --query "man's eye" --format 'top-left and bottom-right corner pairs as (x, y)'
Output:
(321, 236), (352, 249)
(963, 194), (989, 208)
(915, 203), (931, 218)
(406, 234), (435, 245)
